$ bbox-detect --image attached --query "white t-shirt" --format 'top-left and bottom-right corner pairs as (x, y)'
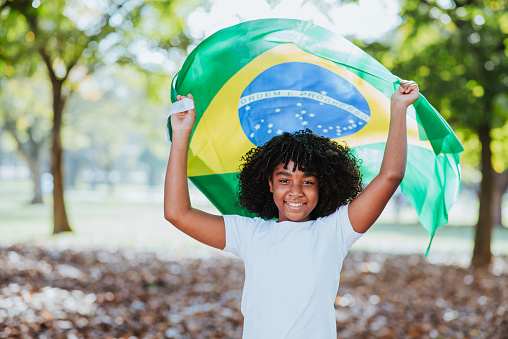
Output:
(223, 204), (363, 339)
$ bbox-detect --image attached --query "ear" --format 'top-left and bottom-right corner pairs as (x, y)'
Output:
(268, 176), (273, 193)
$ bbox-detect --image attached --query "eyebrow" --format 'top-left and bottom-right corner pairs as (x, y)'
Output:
(275, 171), (317, 178)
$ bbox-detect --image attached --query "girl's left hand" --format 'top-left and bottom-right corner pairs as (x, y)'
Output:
(391, 80), (419, 108)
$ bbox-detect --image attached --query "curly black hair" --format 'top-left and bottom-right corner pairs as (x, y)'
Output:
(237, 129), (364, 220)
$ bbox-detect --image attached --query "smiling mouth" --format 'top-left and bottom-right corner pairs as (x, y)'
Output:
(285, 201), (306, 209)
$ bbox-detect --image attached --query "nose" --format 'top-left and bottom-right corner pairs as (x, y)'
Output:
(288, 182), (303, 196)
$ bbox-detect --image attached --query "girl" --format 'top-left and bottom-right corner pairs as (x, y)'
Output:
(164, 80), (419, 338)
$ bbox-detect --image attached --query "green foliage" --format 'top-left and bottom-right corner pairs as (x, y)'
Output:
(491, 123), (508, 173)
(366, 0), (508, 173)
(0, 0), (202, 166)
(399, 0), (506, 125)
(0, 0), (200, 96)
(0, 74), (52, 147)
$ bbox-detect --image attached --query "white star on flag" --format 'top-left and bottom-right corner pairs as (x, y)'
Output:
(277, 129), (283, 135)
(309, 113), (315, 117)
(275, 108), (281, 113)
(255, 124), (261, 130)
(301, 110), (306, 114)
(268, 123), (273, 128)
(321, 90), (327, 95)
(348, 119), (354, 124)
(297, 103), (302, 106)
(246, 106), (251, 111)
(302, 121), (308, 125)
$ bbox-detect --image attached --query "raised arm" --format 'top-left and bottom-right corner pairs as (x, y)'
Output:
(164, 94), (226, 249)
(348, 81), (419, 233)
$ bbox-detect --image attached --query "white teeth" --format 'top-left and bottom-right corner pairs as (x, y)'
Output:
(286, 202), (303, 208)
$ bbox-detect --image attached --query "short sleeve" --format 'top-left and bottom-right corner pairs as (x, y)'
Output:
(336, 204), (363, 254)
(223, 214), (255, 260)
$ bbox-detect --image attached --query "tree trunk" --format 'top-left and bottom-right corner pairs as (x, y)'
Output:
(493, 170), (508, 228)
(51, 80), (71, 234)
(65, 151), (80, 188)
(472, 124), (494, 267)
(27, 156), (43, 204)
(7, 125), (45, 204)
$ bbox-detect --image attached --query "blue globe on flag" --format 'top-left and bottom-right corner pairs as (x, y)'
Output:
(238, 62), (371, 145)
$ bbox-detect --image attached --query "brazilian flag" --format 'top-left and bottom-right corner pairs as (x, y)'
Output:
(169, 18), (464, 252)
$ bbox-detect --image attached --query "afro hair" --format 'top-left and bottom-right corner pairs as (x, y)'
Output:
(237, 129), (364, 220)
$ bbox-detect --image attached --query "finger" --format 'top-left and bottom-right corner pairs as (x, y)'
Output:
(172, 111), (187, 118)
(400, 80), (416, 91)
(187, 93), (196, 110)
(402, 82), (418, 93)
(406, 84), (419, 93)
(399, 82), (409, 91)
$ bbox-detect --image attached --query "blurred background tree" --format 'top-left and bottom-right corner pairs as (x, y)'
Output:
(0, 0), (201, 233)
(0, 75), (52, 204)
(361, 0), (508, 266)
(62, 66), (169, 191)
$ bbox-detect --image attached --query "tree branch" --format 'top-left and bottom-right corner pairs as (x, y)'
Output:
(62, 57), (78, 82)
(38, 47), (57, 85)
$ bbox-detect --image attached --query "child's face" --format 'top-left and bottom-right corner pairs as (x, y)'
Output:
(269, 160), (319, 222)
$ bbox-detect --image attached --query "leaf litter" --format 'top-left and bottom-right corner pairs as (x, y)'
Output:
(1, 245), (507, 338)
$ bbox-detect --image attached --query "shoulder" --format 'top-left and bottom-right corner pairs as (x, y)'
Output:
(316, 204), (349, 224)
(222, 215), (271, 258)
(316, 204), (358, 237)
(223, 214), (268, 229)
(223, 214), (264, 223)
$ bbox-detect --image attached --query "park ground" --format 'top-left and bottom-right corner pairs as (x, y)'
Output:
(1, 179), (508, 338)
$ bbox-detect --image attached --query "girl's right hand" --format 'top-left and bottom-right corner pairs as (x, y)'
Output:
(171, 94), (196, 134)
